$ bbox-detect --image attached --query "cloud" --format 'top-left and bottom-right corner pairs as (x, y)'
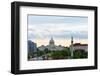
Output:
(28, 23), (88, 40)
(28, 15), (88, 40)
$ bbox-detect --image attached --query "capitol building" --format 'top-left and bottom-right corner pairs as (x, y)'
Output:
(38, 37), (88, 53)
(38, 38), (65, 51)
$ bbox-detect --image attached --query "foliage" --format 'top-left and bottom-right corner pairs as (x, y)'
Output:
(50, 48), (71, 59)
(44, 48), (50, 54)
(37, 51), (44, 57)
(73, 49), (88, 59)
(28, 48), (88, 60)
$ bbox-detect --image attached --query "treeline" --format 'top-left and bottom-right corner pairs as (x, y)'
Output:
(28, 47), (88, 60)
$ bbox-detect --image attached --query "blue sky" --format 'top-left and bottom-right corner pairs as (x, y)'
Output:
(28, 15), (88, 25)
(28, 15), (88, 40)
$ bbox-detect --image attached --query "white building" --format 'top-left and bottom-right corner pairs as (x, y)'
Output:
(38, 37), (64, 51)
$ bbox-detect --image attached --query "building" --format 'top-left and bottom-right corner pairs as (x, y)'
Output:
(38, 37), (64, 51)
(73, 43), (88, 52)
(70, 37), (88, 53)
(28, 40), (37, 53)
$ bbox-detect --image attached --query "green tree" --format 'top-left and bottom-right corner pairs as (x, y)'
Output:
(50, 48), (71, 59)
(44, 48), (49, 54)
(37, 51), (44, 57)
(73, 49), (88, 59)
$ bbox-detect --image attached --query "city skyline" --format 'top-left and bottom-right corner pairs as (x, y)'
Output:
(29, 38), (88, 47)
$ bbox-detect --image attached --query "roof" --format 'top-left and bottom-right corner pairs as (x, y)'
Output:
(73, 43), (88, 46)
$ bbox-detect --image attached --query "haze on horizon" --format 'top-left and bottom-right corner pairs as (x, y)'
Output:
(28, 15), (88, 47)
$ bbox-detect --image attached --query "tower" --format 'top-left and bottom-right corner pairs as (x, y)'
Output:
(70, 36), (74, 58)
(71, 36), (73, 45)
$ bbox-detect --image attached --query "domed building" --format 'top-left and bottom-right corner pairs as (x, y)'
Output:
(49, 37), (54, 45)
(38, 37), (64, 51)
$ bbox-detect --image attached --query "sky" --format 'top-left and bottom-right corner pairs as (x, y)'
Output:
(28, 15), (88, 47)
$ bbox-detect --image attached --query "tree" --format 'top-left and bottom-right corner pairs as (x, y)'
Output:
(73, 49), (88, 59)
(50, 48), (71, 59)
(37, 51), (44, 57)
(50, 51), (62, 59)
(28, 52), (33, 60)
(44, 48), (49, 54)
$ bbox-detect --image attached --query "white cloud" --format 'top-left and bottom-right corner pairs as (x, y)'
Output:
(28, 23), (88, 40)
(29, 23), (87, 32)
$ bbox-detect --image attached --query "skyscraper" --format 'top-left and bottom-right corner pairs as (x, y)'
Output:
(28, 40), (37, 53)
